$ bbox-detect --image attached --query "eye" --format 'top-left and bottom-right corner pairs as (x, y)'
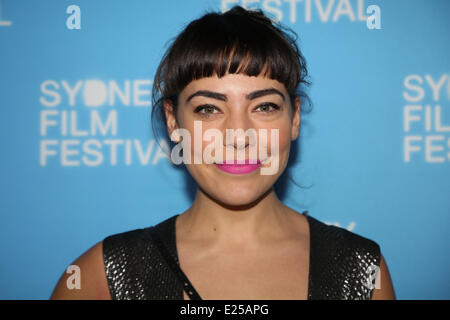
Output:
(194, 104), (220, 117)
(255, 103), (280, 113)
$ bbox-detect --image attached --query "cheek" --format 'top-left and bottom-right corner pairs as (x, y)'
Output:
(261, 123), (291, 176)
(264, 121), (291, 157)
(274, 126), (291, 151)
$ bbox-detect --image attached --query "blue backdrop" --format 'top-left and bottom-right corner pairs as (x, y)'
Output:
(0, 0), (449, 300)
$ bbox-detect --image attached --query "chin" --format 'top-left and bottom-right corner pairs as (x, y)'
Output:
(207, 184), (269, 208)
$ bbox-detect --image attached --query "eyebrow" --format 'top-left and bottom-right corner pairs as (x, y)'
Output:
(185, 88), (286, 103)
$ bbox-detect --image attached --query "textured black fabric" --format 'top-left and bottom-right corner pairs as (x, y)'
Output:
(306, 213), (380, 300)
(148, 223), (202, 300)
(102, 219), (184, 299)
(103, 213), (380, 300)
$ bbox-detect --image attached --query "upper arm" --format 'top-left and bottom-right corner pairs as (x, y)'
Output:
(50, 241), (111, 300)
(371, 252), (396, 300)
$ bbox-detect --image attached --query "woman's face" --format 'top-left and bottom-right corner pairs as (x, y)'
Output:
(165, 73), (300, 207)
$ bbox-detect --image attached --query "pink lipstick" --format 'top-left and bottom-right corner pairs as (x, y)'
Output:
(215, 159), (262, 175)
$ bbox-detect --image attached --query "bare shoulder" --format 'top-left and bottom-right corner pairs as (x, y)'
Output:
(371, 252), (396, 300)
(50, 241), (111, 300)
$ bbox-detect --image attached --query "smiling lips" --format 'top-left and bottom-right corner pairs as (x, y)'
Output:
(214, 159), (262, 175)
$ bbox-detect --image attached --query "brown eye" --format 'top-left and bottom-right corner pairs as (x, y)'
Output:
(194, 104), (219, 114)
(255, 103), (280, 113)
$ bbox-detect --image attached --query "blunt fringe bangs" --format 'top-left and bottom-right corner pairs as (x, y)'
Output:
(151, 5), (312, 140)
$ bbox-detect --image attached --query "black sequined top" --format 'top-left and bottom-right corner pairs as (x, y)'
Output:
(102, 212), (380, 300)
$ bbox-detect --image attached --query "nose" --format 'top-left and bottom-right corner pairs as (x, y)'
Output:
(225, 132), (249, 150)
(223, 113), (256, 150)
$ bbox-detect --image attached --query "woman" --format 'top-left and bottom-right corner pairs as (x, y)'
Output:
(51, 6), (395, 300)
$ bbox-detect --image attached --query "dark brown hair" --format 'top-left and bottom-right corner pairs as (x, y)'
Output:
(151, 5), (312, 141)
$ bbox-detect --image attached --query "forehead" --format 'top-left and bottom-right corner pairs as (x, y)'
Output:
(179, 73), (288, 101)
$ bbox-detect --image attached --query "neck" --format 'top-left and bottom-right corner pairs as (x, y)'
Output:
(177, 187), (296, 249)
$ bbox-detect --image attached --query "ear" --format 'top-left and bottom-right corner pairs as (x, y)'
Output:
(290, 96), (301, 141)
(163, 100), (180, 142)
